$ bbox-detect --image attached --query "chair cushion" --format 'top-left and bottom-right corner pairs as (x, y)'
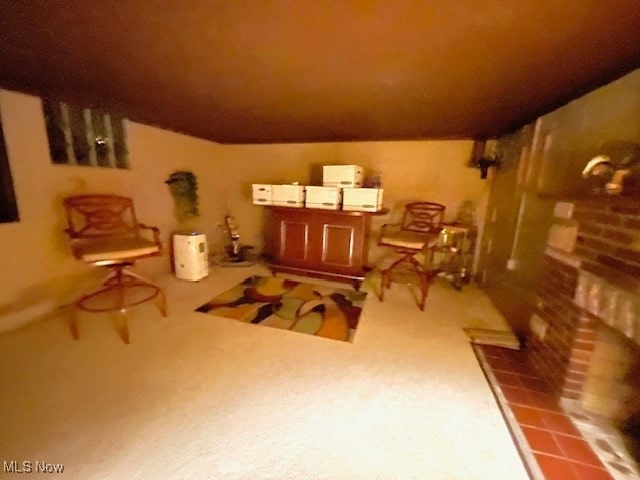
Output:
(71, 236), (160, 263)
(380, 231), (438, 250)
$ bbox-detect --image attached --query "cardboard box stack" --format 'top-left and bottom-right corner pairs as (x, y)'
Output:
(252, 164), (383, 211)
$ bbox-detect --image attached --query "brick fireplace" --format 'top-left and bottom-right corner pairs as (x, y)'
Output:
(528, 199), (640, 426)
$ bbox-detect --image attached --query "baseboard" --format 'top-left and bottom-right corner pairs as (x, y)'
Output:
(0, 300), (60, 334)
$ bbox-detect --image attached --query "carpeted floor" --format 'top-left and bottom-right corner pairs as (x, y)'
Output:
(0, 263), (529, 480)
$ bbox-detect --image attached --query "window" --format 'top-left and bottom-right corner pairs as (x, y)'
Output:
(0, 112), (19, 223)
(43, 100), (129, 169)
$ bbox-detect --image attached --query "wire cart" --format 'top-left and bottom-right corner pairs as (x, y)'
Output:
(434, 223), (477, 290)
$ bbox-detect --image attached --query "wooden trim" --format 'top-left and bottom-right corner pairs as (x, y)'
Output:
(269, 263), (365, 284)
(537, 192), (640, 207)
(264, 205), (389, 216)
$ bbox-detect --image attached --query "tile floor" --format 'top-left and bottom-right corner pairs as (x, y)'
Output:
(474, 344), (640, 480)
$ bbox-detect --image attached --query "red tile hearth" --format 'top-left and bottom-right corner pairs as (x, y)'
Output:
(474, 343), (615, 480)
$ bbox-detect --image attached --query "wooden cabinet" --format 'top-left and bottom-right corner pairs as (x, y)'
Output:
(263, 206), (384, 287)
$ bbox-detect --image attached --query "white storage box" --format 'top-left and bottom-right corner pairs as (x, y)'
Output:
(342, 188), (384, 212)
(252, 184), (272, 205)
(272, 184), (306, 207)
(322, 165), (363, 188)
(305, 186), (342, 210)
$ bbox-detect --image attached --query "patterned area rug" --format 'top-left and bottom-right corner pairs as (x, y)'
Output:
(195, 276), (367, 342)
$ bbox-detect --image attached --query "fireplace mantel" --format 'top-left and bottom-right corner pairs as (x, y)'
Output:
(544, 246), (582, 269)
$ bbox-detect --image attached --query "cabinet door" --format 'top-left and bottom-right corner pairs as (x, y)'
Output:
(321, 223), (355, 267)
(319, 216), (366, 275)
(265, 209), (312, 269)
(279, 219), (310, 266)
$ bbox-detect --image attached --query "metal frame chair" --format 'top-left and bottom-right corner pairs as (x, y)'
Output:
(377, 202), (445, 310)
(63, 194), (167, 343)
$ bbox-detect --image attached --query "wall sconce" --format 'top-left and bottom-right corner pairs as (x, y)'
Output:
(467, 140), (501, 179)
(582, 140), (640, 195)
(473, 156), (501, 179)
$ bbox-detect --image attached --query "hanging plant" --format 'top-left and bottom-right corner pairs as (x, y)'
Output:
(165, 170), (200, 222)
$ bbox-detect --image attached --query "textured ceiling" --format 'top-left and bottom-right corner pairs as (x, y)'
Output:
(1, 1), (640, 143)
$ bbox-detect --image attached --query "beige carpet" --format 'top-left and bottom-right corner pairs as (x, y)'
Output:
(0, 264), (528, 480)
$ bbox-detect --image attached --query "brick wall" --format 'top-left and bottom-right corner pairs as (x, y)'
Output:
(528, 197), (640, 417)
(528, 255), (597, 400)
(573, 199), (640, 290)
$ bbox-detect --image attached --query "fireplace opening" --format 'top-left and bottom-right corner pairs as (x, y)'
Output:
(528, 251), (640, 477)
(580, 324), (640, 470)
(617, 348), (640, 467)
(621, 414), (640, 466)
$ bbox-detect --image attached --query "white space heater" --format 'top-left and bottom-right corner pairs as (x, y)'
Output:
(173, 232), (209, 281)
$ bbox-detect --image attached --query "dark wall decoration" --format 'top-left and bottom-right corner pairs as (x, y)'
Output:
(0, 114), (19, 223)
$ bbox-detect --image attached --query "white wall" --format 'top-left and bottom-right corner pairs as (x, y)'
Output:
(0, 89), (486, 331)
